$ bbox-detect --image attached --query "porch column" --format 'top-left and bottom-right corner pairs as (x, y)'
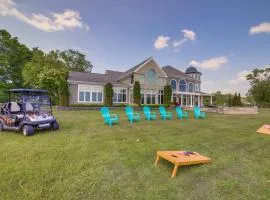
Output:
(210, 95), (213, 105)
(190, 95), (193, 107)
(181, 94), (183, 106)
(198, 95), (200, 107)
(201, 96), (204, 106)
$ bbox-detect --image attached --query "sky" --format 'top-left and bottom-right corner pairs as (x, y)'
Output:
(1, 0), (270, 95)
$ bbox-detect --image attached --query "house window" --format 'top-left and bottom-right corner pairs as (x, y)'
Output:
(188, 82), (194, 92)
(113, 88), (127, 103)
(78, 85), (103, 103)
(170, 80), (177, 92)
(145, 90), (156, 104)
(79, 92), (84, 101)
(141, 92), (144, 104)
(147, 69), (156, 84)
(158, 90), (164, 104)
(179, 80), (187, 92)
(195, 84), (201, 92)
(131, 75), (134, 84)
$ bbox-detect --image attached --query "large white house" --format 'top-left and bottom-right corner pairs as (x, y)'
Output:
(67, 57), (212, 107)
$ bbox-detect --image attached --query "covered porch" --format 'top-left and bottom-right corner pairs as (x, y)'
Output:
(172, 92), (212, 107)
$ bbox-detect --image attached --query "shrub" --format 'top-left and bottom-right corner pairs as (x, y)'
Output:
(104, 83), (114, 106)
(164, 85), (172, 106)
(133, 81), (141, 105)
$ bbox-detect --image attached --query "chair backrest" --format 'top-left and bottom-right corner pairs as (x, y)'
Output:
(125, 106), (133, 115)
(159, 106), (166, 114)
(194, 106), (201, 113)
(143, 106), (150, 114)
(100, 107), (109, 116)
(176, 106), (182, 114)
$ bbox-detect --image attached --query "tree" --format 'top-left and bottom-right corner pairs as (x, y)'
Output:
(104, 83), (114, 106)
(213, 91), (225, 106)
(232, 92), (238, 106)
(246, 66), (270, 107)
(164, 85), (172, 106)
(228, 94), (232, 107)
(23, 49), (69, 105)
(237, 93), (242, 106)
(0, 29), (32, 88)
(59, 49), (93, 72)
(133, 81), (141, 105)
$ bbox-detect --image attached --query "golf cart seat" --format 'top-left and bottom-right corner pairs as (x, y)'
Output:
(7, 102), (24, 119)
(22, 102), (34, 112)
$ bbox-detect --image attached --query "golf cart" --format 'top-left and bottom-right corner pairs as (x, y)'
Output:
(0, 89), (59, 136)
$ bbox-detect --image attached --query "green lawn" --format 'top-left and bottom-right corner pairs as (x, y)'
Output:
(1, 109), (270, 200)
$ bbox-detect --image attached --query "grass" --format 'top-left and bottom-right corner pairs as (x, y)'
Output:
(1, 109), (270, 200)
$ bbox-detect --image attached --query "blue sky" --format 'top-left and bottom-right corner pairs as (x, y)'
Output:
(1, 0), (270, 95)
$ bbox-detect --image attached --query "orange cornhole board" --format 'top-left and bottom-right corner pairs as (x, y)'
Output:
(256, 124), (270, 135)
(155, 151), (211, 178)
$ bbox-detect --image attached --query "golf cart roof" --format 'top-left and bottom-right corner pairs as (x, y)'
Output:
(7, 89), (48, 93)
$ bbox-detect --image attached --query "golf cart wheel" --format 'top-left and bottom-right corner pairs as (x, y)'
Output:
(51, 121), (59, 131)
(22, 125), (34, 136)
(0, 121), (4, 131)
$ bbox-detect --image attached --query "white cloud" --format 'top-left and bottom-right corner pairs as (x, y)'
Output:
(154, 36), (170, 50)
(173, 29), (196, 47)
(0, 0), (89, 32)
(229, 70), (250, 84)
(189, 56), (228, 70)
(249, 22), (270, 35)
(182, 29), (196, 41)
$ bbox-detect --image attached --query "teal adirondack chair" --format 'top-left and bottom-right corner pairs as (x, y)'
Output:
(100, 107), (119, 126)
(159, 106), (172, 120)
(175, 106), (189, 119)
(193, 106), (206, 119)
(143, 106), (157, 121)
(125, 106), (140, 123)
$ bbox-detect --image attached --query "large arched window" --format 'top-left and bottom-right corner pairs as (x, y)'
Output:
(147, 69), (156, 84)
(188, 82), (194, 92)
(170, 80), (177, 91)
(179, 80), (187, 92)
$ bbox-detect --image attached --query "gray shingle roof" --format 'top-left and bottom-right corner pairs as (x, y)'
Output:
(162, 65), (198, 81)
(68, 71), (106, 83)
(118, 57), (152, 80)
(105, 70), (124, 84)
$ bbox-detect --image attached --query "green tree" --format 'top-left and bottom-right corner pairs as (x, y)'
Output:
(104, 83), (114, 106)
(164, 85), (172, 106)
(133, 81), (141, 105)
(238, 93), (242, 106)
(213, 91), (225, 106)
(232, 92), (238, 106)
(59, 49), (93, 72)
(246, 67), (270, 107)
(228, 94), (232, 107)
(23, 49), (69, 105)
(0, 29), (32, 88)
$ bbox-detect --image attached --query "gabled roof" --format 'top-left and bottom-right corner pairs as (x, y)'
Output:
(162, 65), (198, 81)
(117, 57), (153, 80)
(68, 71), (106, 83)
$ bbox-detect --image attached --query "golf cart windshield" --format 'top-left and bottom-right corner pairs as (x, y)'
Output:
(8, 89), (52, 113)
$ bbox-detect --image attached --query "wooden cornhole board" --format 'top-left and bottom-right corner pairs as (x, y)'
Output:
(155, 151), (211, 178)
(256, 124), (270, 135)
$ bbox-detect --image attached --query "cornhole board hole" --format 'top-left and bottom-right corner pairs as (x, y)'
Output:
(155, 151), (211, 178)
(256, 124), (270, 135)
